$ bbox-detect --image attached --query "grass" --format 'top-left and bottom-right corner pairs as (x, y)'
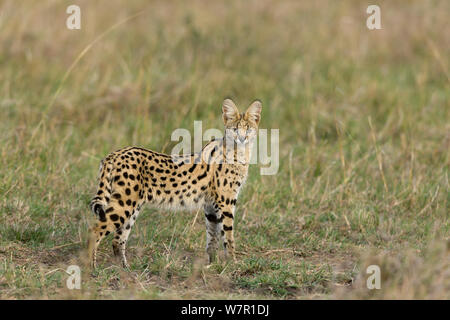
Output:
(0, 0), (448, 299)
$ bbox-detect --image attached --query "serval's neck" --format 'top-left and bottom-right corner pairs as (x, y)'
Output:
(199, 137), (254, 167)
(222, 137), (254, 166)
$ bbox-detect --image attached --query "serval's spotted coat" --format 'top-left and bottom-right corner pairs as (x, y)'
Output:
(88, 98), (262, 268)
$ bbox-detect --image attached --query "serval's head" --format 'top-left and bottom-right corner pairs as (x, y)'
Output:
(222, 98), (262, 145)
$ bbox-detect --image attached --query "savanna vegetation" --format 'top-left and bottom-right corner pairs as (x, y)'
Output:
(0, 0), (448, 299)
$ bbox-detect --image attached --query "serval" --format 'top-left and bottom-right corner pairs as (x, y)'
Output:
(88, 98), (262, 268)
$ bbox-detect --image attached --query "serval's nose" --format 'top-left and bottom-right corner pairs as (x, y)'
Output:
(237, 135), (246, 143)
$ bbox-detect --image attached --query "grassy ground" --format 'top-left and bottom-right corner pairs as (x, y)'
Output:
(0, 0), (448, 299)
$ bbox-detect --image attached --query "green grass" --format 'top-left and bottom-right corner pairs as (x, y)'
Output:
(0, 0), (448, 299)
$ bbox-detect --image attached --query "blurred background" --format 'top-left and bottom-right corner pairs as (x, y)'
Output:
(0, 0), (448, 299)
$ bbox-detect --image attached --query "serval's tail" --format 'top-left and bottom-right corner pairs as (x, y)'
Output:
(89, 157), (114, 221)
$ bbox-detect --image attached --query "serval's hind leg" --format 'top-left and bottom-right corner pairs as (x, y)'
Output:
(88, 222), (111, 269)
(111, 209), (140, 269)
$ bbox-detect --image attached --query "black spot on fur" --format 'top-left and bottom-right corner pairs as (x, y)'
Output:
(197, 171), (208, 180)
(223, 211), (233, 218)
(205, 213), (223, 223)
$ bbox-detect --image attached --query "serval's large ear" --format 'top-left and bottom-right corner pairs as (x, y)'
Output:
(222, 98), (240, 126)
(244, 100), (262, 127)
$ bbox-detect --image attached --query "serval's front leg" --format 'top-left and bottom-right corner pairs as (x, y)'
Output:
(204, 204), (222, 264)
(218, 203), (237, 262)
